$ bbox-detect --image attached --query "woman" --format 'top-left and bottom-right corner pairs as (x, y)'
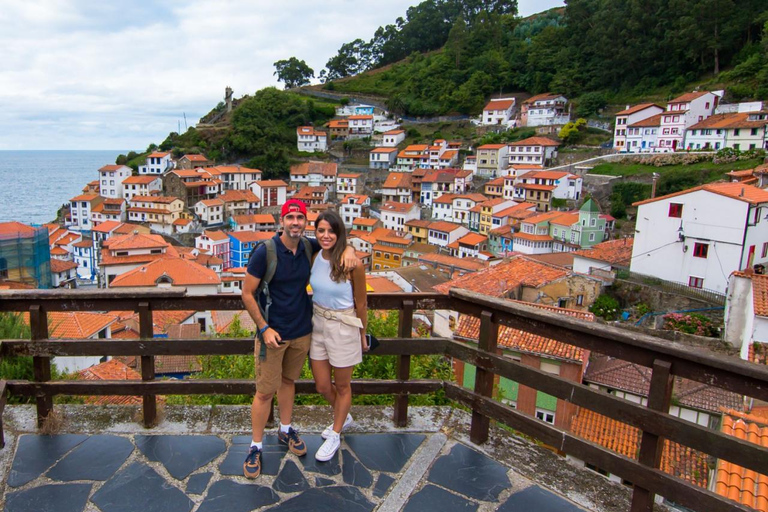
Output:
(309, 210), (368, 461)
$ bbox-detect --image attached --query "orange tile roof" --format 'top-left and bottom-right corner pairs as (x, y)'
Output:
(50, 246), (69, 256)
(147, 151), (170, 158)
(477, 144), (506, 150)
(50, 259), (78, 273)
(110, 258), (220, 287)
(70, 193), (100, 202)
(338, 173), (362, 178)
(509, 136), (560, 147)
(549, 212), (579, 226)
(715, 409), (768, 510)
(428, 221), (464, 233)
(0, 221), (40, 237)
(383, 172), (412, 189)
(634, 182), (768, 207)
(227, 231), (275, 243)
(456, 233), (487, 246)
(254, 180), (288, 187)
(433, 194), (458, 205)
(689, 112), (767, 130)
(99, 164), (128, 172)
(628, 113), (664, 128)
(232, 214), (275, 225)
(218, 189), (259, 203)
(525, 210), (569, 224)
(348, 115), (373, 120)
(615, 103), (664, 116)
(291, 161), (337, 177)
(353, 218), (379, 226)
(202, 230), (229, 241)
(523, 92), (563, 104)
(418, 253), (488, 271)
(434, 255), (568, 295)
(572, 409), (709, 488)
(373, 243), (405, 255)
(371, 147), (399, 153)
(104, 233), (169, 251)
(198, 199), (224, 207)
(130, 195), (179, 204)
(23, 312), (117, 338)
(484, 99), (515, 111)
(495, 203), (537, 218)
(327, 119), (349, 128)
(513, 232), (553, 242)
(574, 238), (634, 266)
(669, 91), (711, 103)
(366, 276), (403, 293)
(486, 177), (505, 187)
(182, 154), (208, 161)
(78, 360), (143, 406)
(380, 201), (416, 213)
(123, 175), (159, 184)
(454, 313), (587, 362)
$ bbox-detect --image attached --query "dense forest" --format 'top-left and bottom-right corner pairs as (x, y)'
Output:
(315, 0), (768, 116)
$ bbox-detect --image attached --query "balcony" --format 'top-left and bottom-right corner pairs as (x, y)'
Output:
(1, 289), (767, 512)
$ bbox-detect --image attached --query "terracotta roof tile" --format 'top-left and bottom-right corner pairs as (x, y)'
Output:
(628, 113), (664, 128)
(380, 202), (416, 213)
(383, 172), (412, 189)
(634, 182), (768, 207)
(103, 233), (169, 251)
(50, 259), (78, 273)
(715, 409), (768, 510)
(23, 312), (117, 338)
(290, 161), (337, 177)
(509, 136), (560, 147)
(484, 99), (515, 111)
(615, 103), (664, 116)
(434, 255), (568, 295)
(78, 360), (144, 406)
(110, 258), (220, 287)
(574, 239), (634, 267)
(211, 310), (256, 334)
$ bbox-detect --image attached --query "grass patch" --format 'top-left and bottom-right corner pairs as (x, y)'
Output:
(590, 158), (762, 178)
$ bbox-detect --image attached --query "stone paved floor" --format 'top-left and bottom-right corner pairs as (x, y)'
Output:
(3, 431), (588, 512)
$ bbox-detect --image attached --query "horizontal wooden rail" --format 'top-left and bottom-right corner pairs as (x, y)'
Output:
(0, 338), (447, 358)
(450, 289), (768, 401)
(445, 384), (754, 512)
(445, 339), (768, 477)
(6, 379), (443, 397)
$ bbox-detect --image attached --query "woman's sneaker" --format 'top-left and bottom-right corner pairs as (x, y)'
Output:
(243, 446), (262, 478)
(316, 432), (341, 461)
(321, 414), (353, 439)
(278, 427), (307, 456)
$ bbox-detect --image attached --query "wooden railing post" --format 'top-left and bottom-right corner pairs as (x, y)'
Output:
(470, 310), (498, 444)
(0, 379), (7, 448)
(30, 305), (52, 428)
(393, 300), (414, 427)
(138, 302), (157, 428)
(631, 359), (673, 512)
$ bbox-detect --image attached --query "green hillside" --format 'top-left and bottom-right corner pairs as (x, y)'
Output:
(317, 0), (768, 117)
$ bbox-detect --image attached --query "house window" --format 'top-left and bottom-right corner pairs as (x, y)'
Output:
(668, 203), (683, 218)
(535, 409), (555, 424)
(589, 233), (595, 242)
(577, 294), (584, 306)
(693, 243), (708, 258)
(763, 242), (768, 259)
(688, 276), (704, 289)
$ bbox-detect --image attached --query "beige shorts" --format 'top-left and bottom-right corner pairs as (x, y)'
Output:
(254, 334), (311, 396)
(310, 308), (363, 368)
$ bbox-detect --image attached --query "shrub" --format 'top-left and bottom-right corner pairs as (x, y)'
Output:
(589, 295), (620, 321)
(662, 313), (718, 337)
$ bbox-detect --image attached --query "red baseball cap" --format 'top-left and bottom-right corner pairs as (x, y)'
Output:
(280, 199), (307, 218)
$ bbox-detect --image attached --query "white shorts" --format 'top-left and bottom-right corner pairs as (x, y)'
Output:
(310, 307), (363, 368)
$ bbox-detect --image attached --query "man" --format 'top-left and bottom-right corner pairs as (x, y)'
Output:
(241, 199), (357, 478)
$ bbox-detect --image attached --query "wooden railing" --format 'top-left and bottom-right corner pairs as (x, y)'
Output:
(1, 288), (767, 512)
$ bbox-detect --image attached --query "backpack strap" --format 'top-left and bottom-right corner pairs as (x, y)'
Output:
(255, 238), (277, 362)
(301, 237), (312, 285)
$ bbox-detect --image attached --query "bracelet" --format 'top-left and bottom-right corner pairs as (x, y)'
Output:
(259, 325), (270, 335)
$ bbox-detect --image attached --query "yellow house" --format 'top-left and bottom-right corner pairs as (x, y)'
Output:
(405, 220), (430, 243)
(372, 243), (405, 270)
(479, 198), (513, 235)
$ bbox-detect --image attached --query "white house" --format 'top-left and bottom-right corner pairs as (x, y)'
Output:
(67, 194), (104, 232)
(100, 232), (178, 287)
(127, 196), (184, 234)
(370, 147), (399, 169)
(475, 144), (509, 178)
(380, 129), (406, 147)
(449, 232), (489, 259)
(231, 214), (277, 232)
(250, 180), (288, 208)
(395, 144), (429, 172)
(335, 103), (376, 117)
(379, 202), (420, 232)
(194, 199), (226, 227)
(110, 258), (221, 296)
(336, 173), (362, 199)
(296, 126), (328, 152)
(195, 230), (231, 263)
(521, 93), (570, 127)
(427, 221), (469, 249)
(98, 165), (132, 198)
(724, 272), (768, 357)
(50, 259), (78, 288)
(290, 161), (337, 191)
(72, 239), (97, 280)
(452, 194), (490, 226)
(631, 182), (768, 294)
(507, 137), (560, 167)
(340, 194), (370, 229)
(207, 165), (263, 191)
(482, 98), (516, 126)
(625, 114), (663, 153)
(382, 172), (413, 204)
(122, 175), (162, 201)
(657, 91), (720, 152)
(348, 115), (374, 138)
(139, 151), (174, 175)
(613, 103), (665, 152)
(463, 155), (477, 174)
(514, 170), (582, 201)
(684, 111), (768, 151)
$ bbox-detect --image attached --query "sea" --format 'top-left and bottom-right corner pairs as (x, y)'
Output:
(0, 150), (127, 225)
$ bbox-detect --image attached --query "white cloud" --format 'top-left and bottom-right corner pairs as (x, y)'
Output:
(0, 0), (563, 150)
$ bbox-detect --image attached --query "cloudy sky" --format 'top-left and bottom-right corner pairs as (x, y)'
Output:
(1, 1), (564, 151)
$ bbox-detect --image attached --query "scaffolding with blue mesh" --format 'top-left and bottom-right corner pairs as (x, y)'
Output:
(0, 225), (52, 289)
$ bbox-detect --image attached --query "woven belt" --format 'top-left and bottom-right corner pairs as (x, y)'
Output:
(313, 304), (363, 329)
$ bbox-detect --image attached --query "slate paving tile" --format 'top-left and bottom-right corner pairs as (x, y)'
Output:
(186, 472), (212, 494)
(342, 449), (373, 488)
(47, 435), (133, 482)
(219, 444), (286, 477)
(196, 479), (280, 512)
(315, 476), (336, 487)
(91, 462), (193, 512)
(273, 459), (310, 493)
(403, 485), (479, 512)
(372, 474), (395, 498)
(7, 434), (88, 487)
(497, 485), (585, 512)
(344, 434), (425, 473)
(428, 443), (510, 502)
(135, 435), (226, 480)
(265, 486), (374, 512)
(5, 483), (92, 512)
(232, 435), (287, 452)
(297, 435), (341, 476)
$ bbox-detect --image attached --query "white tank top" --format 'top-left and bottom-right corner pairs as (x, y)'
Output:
(310, 253), (354, 310)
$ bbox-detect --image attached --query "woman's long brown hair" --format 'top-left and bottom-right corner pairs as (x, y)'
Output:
(316, 210), (348, 283)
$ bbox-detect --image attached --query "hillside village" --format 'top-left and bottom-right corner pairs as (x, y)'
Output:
(3, 83), (768, 509)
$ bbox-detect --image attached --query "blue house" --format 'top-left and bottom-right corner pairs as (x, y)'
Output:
(227, 231), (274, 268)
(489, 225), (515, 257)
(355, 105), (375, 116)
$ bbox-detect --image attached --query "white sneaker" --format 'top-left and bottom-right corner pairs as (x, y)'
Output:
(321, 413), (353, 439)
(315, 432), (340, 462)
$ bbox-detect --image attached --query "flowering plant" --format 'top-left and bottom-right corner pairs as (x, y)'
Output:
(662, 313), (718, 337)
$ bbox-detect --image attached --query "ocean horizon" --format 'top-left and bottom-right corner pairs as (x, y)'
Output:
(0, 150), (130, 226)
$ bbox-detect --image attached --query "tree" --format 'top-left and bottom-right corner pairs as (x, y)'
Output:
(273, 57), (314, 89)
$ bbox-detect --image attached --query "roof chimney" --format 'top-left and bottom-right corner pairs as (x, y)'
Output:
(133, 230), (138, 235)
(626, 104), (630, 110)
(741, 188), (745, 197)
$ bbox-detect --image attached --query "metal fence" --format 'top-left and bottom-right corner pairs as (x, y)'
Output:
(620, 272), (726, 305)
